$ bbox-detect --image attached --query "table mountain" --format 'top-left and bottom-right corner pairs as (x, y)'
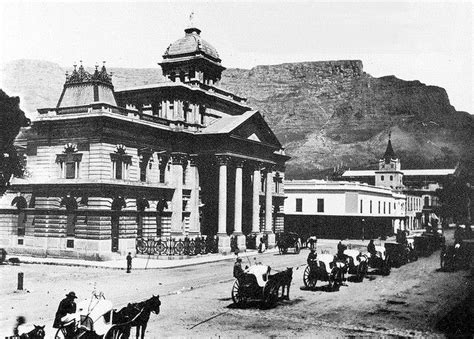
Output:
(1, 59), (472, 178)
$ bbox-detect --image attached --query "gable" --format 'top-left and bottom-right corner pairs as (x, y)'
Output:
(231, 114), (281, 148)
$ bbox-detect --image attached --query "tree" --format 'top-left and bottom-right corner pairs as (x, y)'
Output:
(0, 89), (30, 193)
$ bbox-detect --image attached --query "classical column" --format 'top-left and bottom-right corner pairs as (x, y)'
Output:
(216, 155), (231, 253)
(189, 155), (200, 236)
(233, 159), (246, 252)
(233, 159), (244, 234)
(170, 152), (187, 236)
(265, 166), (276, 248)
(252, 163), (261, 234)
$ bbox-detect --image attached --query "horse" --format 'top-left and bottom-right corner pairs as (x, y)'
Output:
(17, 325), (45, 339)
(113, 295), (161, 339)
(270, 267), (293, 300)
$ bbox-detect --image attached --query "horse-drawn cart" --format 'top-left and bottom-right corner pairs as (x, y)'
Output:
(231, 264), (293, 307)
(54, 293), (160, 339)
(365, 245), (391, 275)
(277, 232), (301, 254)
(303, 253), (346, 290)
(343, 249), (368, 282)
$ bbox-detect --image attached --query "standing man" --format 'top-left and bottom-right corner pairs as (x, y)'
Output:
(126, 252), (133, 273)
(53, 291), (77, 333)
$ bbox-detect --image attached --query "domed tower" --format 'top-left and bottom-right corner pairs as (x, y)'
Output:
(57, 62), (117, 109)
(159, 18), (225, 86)
(375, 132), (403, 189)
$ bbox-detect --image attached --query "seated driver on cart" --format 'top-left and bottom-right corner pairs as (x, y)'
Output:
(336, 240), (348, 261)
(233, 257), (245, 279)
(367, 239), (377, 258)
(53, 291), (77, 335)
(307, 248), (318, 268)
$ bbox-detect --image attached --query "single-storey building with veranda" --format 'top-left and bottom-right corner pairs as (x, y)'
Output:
(0, 22), (289, 259)
(284, 179), (418, 240)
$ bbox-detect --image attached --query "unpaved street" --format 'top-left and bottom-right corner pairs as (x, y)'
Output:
(1, 231), (471, 338)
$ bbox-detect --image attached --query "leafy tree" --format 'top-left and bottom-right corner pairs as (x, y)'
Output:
(0, 89), (30, 193)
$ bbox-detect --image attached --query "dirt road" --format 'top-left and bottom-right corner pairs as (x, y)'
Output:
(1, 231), (471, 337)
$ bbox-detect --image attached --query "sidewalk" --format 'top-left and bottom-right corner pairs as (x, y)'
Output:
(13, 248), (280, 270)
(10, 237), (386, 270)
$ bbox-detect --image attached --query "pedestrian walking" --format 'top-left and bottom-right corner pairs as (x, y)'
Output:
(126, 252), (132, 273)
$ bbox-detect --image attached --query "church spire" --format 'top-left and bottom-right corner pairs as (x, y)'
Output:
(383, 131), (397, 163)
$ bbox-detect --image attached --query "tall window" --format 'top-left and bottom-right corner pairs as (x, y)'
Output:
(381, 175), (384, 181)
(370, 200), (373, 214)
(360, 199), (363, 213)
(317, 199), (324, 213)
(56, 143), (82, 179)
(111, 145), (132, 180)
(378, 201), (381, 214)
(383, 201), (386, 214)
(296, 198), (302, 212)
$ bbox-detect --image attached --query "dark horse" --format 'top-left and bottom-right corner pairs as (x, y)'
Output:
(112, 295), (161, 339)
(269, 267), (293, 300)
(18, 325), (45, 339)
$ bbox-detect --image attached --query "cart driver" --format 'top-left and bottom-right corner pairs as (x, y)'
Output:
(367, 239), (377, 258)
(233, 257), (245, 279)
(307, 248), (318, 270)
(53, 291), (77, 334)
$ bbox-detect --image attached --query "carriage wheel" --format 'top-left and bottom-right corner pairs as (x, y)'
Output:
(231, 279), (246, 305)
(263, 282), (279, 307)
(303, 265), (317, 288)
(105, 325), (128, 339)
(294, 242), (300, 254)
(381, 259), (391, 276)
(54, 328), (66, 339)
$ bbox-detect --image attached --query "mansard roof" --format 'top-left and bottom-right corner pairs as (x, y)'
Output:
(57, 62), (117, 108)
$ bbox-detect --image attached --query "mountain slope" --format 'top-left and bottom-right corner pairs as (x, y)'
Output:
(1, 59), (472, 178)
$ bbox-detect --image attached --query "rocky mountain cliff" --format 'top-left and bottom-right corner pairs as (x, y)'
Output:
(1, 59), (473, 178)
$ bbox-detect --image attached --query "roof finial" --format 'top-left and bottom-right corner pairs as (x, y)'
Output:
(189, 11), (195, 27)
(388, 130), (391, 140)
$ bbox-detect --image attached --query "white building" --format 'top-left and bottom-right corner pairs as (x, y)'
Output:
(284, 179), (422, 240)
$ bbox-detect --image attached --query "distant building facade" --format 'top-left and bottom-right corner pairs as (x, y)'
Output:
(342, 135), (455, 229)
(284, 179), (415, 240)
(0, 23), (288, 259)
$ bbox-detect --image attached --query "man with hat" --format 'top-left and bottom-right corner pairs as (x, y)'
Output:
(233, 257), (245, 279)
(53, 291), (77, 331)
(307, 248), (318, 269)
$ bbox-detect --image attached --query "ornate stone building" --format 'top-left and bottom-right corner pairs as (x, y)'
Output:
(0, 24), (288, 259)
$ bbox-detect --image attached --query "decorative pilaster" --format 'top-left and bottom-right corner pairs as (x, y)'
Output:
(233, 159), (246, 252)
(170, 152), (188, 236)
(216, 155), (231, 253)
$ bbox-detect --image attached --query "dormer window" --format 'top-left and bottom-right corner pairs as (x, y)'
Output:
(110, 145), (132, 180)
(56, 143), (82, 179)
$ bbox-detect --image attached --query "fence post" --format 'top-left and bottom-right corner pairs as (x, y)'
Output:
(17, 272), (23, 290)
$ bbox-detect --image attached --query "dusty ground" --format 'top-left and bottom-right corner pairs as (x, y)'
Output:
(1, 230), (472, 338)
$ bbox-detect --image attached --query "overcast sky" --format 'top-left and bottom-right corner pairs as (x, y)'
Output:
(1, 0), (472, 113)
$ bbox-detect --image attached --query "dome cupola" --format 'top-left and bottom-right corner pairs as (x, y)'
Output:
(159, 13), (225, 86)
